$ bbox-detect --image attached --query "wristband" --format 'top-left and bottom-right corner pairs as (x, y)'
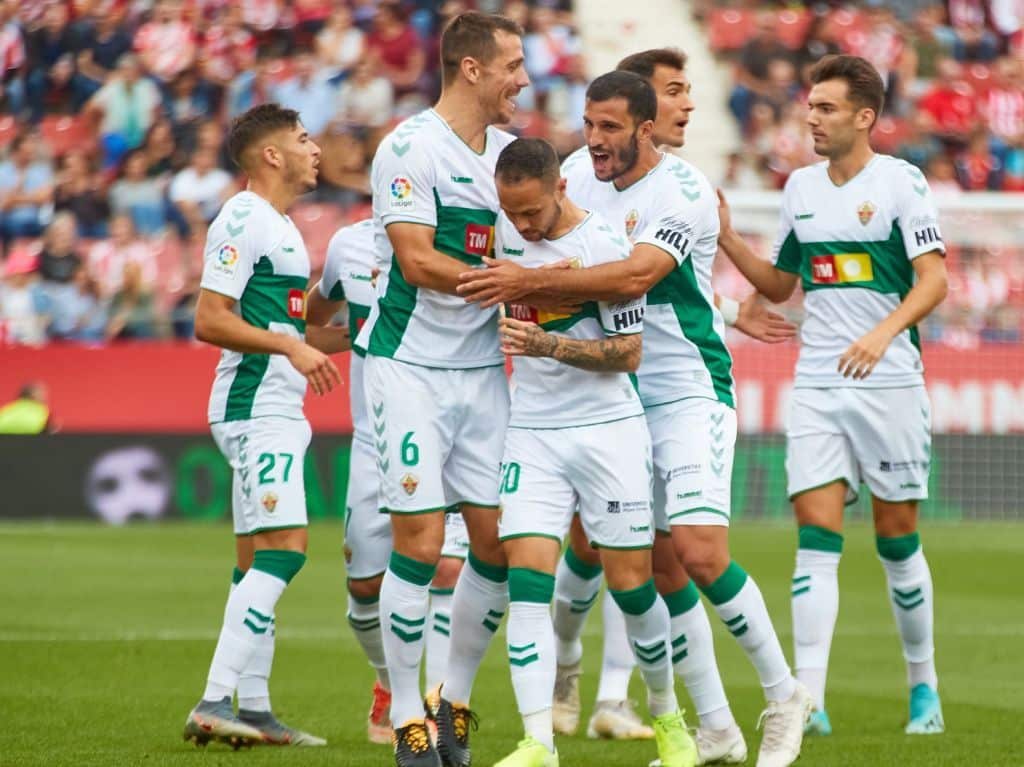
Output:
(719, 296), (740, 326)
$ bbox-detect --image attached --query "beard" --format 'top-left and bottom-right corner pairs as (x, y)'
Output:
(605, 131), (641, 182)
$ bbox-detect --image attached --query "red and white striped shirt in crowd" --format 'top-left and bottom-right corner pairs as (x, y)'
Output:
(984, 86), (1024, 139)
(0, 20), (24, 76)
(134, 19), (196, 82)
(200, 24), (256, 83)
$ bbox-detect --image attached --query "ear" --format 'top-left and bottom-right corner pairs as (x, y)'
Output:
(556, 176), (567, 195)
(261, 144), (282, 170)
(460, 55), (482, 85)
(637, 118), (656, 142)
(857, 107), (876, 132)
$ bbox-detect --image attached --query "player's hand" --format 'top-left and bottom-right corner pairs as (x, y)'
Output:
(838, 327), (894, 380)
(716, 188), (734, 235)
(457, 257), (536, 307)
(499, 317), (557, 358)
(734, 293), (797, 344)
(287, 341), (342, 395)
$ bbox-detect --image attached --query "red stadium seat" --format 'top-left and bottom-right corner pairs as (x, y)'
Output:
(775, 9), (814, 51)
(39, 115), (95, 157)
(708, 9), (756, 53)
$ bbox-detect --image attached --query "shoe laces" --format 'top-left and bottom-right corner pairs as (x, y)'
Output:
(757, 702), (799, 753)
(451, 706), (479, 743)
(400, 722), (432, 754)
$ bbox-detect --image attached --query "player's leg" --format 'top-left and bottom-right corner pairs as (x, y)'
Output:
(853, 386), (941, 735)
(786, 387), (858, 738)
(428, 366), (510, 767)
(492, 426), (572, 767)
(343, 436), (393, 743)
(366, 356), (450, 765)
(551, 515), (601, 735)
(578, 417), (696, 767)
(186, 418), (319, 748)
(425, 512), (468, 691)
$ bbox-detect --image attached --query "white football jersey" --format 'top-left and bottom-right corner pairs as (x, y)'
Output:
(562, 147), (734, 410)
(201, 191), (310, 424)
(773, 154), (945, 388)
(357, 109), (515, 369)
(319, 218), (376, 443)
(497, 210), (645, 429)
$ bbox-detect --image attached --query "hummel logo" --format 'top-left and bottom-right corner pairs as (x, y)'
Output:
(283, 246), (295, 253)
(451, 175), (474, 184)
(795, 213), (815, 220)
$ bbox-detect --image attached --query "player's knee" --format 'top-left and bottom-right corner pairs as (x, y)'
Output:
(679, 545), (730, 588)
(348, 574), (384, 601)
(569, 532), (601, 567)
(432, 556), (464, 589)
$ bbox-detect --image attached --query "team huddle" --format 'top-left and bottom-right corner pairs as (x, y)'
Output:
(182, 11), (948, 767)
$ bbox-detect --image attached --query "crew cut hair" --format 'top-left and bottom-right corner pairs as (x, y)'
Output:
(617, 48), (688, 80)
(440, 11), (523, 87)
(495, 138), (560, 187)
(585, 70), (657, 125)
(227, 103), (301, 170)
(809, 54), (885, 126)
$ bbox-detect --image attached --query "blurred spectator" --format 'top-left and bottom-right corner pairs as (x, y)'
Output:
(38, 211), (82, 285)
(943, 0), (1001, 61)
(294, 0), (334, 41)
(106, 261), (164, 340)
(524, 7), (579, 113)
(907, 4), (951, 83)
(0, 248), (46, 346)
(108, 150), (168, 236)
(316, 5), (365, 80)
(54, 149), (110, 238)
(198, 5), (256, 87)
(366, 2), (425, 103)
(847, 2), (914, 115)
(981, 304), (1022, 343)
(196, 119), (230, 170)
(729, 12), (796, 128)
(140, 118), (179, 178)
(168, 147), (233, 236)
(25, 2), (76, 122)
(925, 152), (964, 199)
(720, 150), (765, 191)
(0, 131), (54, 245)
(86, 53), (162, 168)
(955, 128), (1003, 189)
(335, 56), (394, 135)
(71, 4), (134, 108)
(757, 57), (802, 121)
(36, 263), (107, 341)
(134, 0), (197, 84)
(796, 10), (843, 74)
(0, 0), (27, 115)
(164, 67), (220, 150)
(170, 267), (200, 339)
(86, 213), (155, 297)
(982, 57), (1024, 164)
(0, 382), (52, 433)
(896, 111), (945, 171)
(918, 57), (978, 146)
(226, 53), (275, 121)
(272, 51), (336, 137)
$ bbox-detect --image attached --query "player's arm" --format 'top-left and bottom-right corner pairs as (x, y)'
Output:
(716, 190), (799, 304)
(715, 292), (797, 343)
(387, 221), (477, 295)
(305, 325), (351, 354)
(499, 317), (641, 372)
(838, 251), (947, 380)
(458, 244), (675, 305)
(306, 279), (344, 326)
(195, 289), (341, 395)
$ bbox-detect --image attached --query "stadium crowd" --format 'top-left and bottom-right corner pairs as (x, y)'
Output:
(701, 0), (1024, 346)
(0, 0), (1022, 347)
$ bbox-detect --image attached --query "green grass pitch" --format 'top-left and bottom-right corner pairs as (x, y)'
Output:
(1, 522), (1020, 766)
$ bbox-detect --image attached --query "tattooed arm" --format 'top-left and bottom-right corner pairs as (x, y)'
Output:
(499, 317), (641, 373)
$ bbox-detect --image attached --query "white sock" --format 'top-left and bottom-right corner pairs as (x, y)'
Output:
(507, 567), (557, 753)
(702, 561), (794, 703)
(664, 583), (734, 729)
(877, 534), (938, 691)
(238, 616), (274, 712)
(611, 580), (677, 717)
(441, 553), (508, 706)
(380, 553), (435, 726)
(425, 587), (454, 691)
(203, 559), (296, 701)
(792, 534), (842, 712)
(348, 594), (389, 689)
(552, 548), (602, 666)
(596, 590), (634, 701)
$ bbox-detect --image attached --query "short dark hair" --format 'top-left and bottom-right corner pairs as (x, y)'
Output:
(617, 48), (688, 81)
(440, 11), (523, 87)
(585, 70), (657, 126)
(809, 54), (885, 125)
(495, 138), (560, 187)
(226, 103), (301, 170)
